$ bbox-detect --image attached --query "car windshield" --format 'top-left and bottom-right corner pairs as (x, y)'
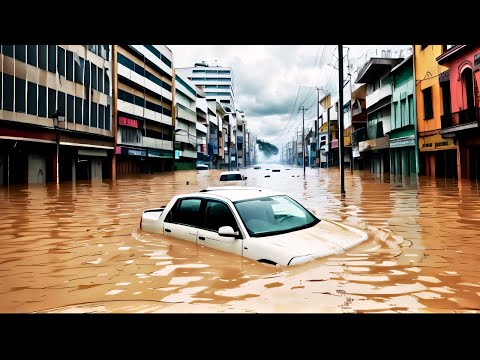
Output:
(234, 195), (319, 237)
(220, 174), (243, 181)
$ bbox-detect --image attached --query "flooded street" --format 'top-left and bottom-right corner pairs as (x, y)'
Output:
(1, 166), (480, 313)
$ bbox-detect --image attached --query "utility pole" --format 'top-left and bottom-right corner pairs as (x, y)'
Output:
(299, 106), (308, 176)
(338, 45), (345, 196)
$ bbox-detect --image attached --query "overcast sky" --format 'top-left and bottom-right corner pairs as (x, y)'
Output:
(168, 45), (411, 151)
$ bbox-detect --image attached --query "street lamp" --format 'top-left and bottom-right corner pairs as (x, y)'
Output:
(52, 110), (65, 185)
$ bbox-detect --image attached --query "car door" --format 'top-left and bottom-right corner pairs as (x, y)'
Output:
(163, 197), (202, 243)
(197, 200), (243, 256)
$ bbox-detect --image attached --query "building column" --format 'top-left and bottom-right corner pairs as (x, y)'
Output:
(53, 151), (58, 184)
(72, 157), (76, 182)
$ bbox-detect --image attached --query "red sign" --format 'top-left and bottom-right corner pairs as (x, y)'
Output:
(119, 117), (139, 128)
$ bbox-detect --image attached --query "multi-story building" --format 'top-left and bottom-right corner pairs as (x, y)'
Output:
(388, 55), (417, 180)
(236, 110), (246, 167)
(195, 87), (209, 167)
(350, 83), (368, 170)
(1, 45), (113, 186)
(414, 45), (456, 178)
(174, 72), (197, 170)
(114, 45), (174, 175)
(177, 62), (235, 113)
(436, 45), (480, 180)
(356, 57), (403, 175)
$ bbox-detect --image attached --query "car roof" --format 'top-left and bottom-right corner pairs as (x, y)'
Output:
(183, 187), (283, 202)
(220, 171), (241, 175)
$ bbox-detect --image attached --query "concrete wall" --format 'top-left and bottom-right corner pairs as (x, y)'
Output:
(414, 45), (447, 133)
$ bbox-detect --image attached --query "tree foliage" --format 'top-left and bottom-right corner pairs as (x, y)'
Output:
(256, 139), (278, 157)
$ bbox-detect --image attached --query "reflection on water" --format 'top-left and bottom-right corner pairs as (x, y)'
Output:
(0, 166), (479, 313)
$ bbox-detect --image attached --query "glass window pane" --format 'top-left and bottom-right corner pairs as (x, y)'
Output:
(58, 91), (65, 116)
(83, 99), (89, 126)
(48, 45), (56, 73)
(57, 47), (65, 76)
(48, 88), (56, 118)
(67, 94), (74, 122)
(75, 97), (82, 124)
(66, 51), (73, 81)
(98, 104), (105, 129)
(27, 45), (37, 66)
(38, 45), (47, 70)
(104, 72), (110, 94)
(15, 45), (26, 62)
(3, 73), (14, 111)
(3, 45), (14, 57)
(105, 104), (111, 130)
(15, 77), (26, 113)
(90, 102), (97, 128)
(91, 64), (97, 90)
(84, 60), (91, 89)
(74, 56), (84, 84)
(38, 85), (47, 117)
(27, 82), (37, 115)
(98, 68), (103, 93)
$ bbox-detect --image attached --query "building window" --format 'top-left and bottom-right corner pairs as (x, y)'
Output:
(98, 68), (103, 93)
(91, 64), (97, 90)
(74, 56), (84, 84)
(38, 85), (47, 117)
(58, 91), (65, 117)
(120, 127), (141, 143)
(83, 99), (89, 126)
(15, 77), (26, 113)
(441, 82), (451, 116)
(57, 47), (65, 76)
(67, 94), (74, 122)
(27, 45), (37, 66)
(104, 72), (110, 94)
(401, 98), (407, 127)
(408, 95), (414, 125)
(75, 97), (82, 124)
(3, 74), (14, 111)
(48, 88), (56, 118)
(134, 94), (144, 107)
(98, 104), (105, 129)
(38, 45), (47, 70)
(422, 87), (433, 120)
(105, 105), (111, 130)
(84, 61), (91, 89)
(2, 45), (13, 58)
(14, 45), (26, 63)
(48, 45), (56, 73)
(27, 82), (37, 115)
(66, 51), (73, 81)
(90, 102), (97, 128)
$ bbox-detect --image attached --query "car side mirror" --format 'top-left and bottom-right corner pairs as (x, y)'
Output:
(243, 176), (247, 180)
(218, 226), (239, 237)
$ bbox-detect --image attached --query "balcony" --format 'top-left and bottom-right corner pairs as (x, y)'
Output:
(441, 107), (480, 135)
(143, 137), (173, 151)
(176, 103), (196, 123)
(366, 86), (392, 109)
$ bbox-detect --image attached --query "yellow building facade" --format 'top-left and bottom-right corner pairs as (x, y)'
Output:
(414, 45), (457, 178)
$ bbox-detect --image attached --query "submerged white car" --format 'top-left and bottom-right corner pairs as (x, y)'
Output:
(140, 187), (368, 266)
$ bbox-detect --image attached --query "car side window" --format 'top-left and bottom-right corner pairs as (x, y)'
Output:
(204, 200), (238, 232)
(166, 198), (203, 227)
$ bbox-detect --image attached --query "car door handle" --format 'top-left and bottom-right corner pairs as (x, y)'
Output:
(165, 229), (171, 233)
(199, 236), (205, 240)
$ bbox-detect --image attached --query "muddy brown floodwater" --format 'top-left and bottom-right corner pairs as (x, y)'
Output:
(1, 165), (479, 313)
